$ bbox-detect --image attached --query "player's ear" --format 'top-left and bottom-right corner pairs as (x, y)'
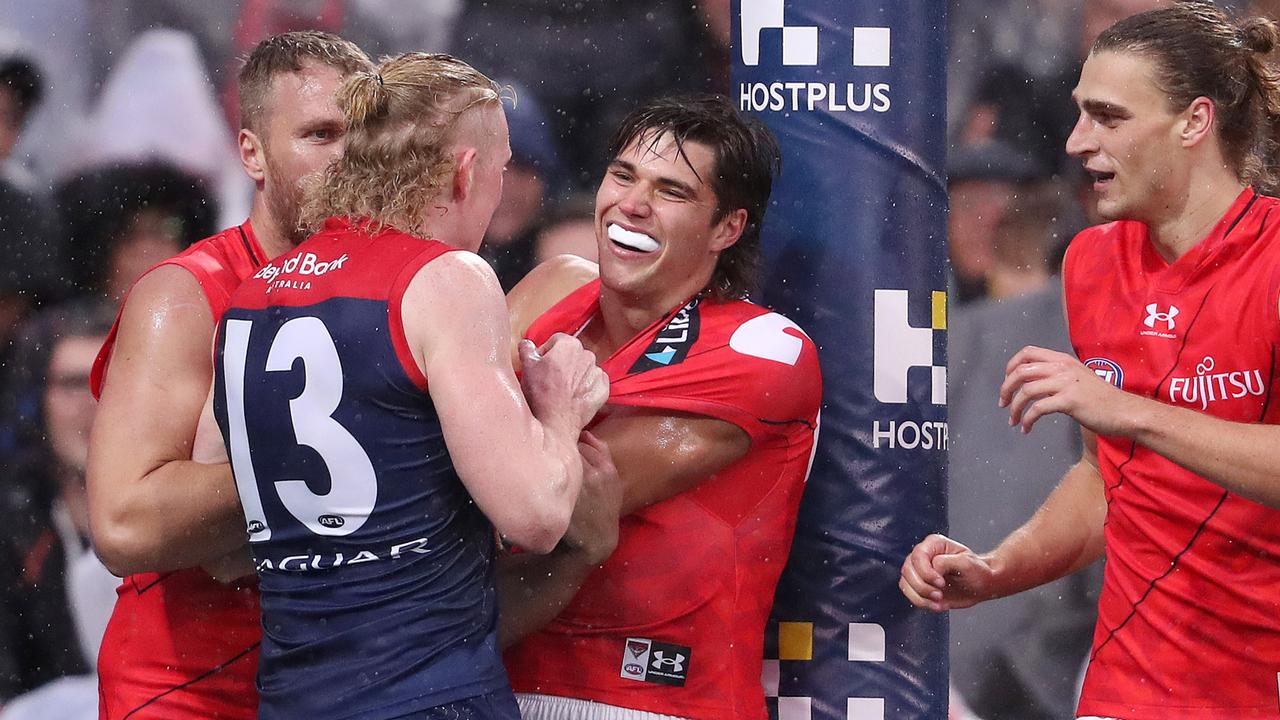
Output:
(1179, 96), (1215, 149)
(453, 147), (478, 202)
(710, 208), (748, 252)
(240, 129), (266, 184)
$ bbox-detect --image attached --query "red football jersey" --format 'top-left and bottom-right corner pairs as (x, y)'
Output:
(92, 222), (266, 720)
(504, 280), (823, 719)
(1065, 188), (1280, 719)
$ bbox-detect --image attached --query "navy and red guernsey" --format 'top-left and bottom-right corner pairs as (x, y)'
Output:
(504, 280), (823, 719)
(1065, 188), (1280, 719)
(212, 217), (511, 720)
(92, 222), (266, 720)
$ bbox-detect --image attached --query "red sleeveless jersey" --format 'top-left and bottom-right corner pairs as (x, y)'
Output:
(92, 222), (267, 720)
(504, 281), (823, 719)
(1065, 189), (1280, 719)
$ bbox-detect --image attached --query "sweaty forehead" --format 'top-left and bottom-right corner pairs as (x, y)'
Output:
(1074, 50), (1162, 106)
(263, 63), (344, 119)
(620, 131), (715, 185)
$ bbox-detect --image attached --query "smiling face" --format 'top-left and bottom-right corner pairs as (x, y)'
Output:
(595, 131), (744, 311)
(1066, 50), (1191, 224)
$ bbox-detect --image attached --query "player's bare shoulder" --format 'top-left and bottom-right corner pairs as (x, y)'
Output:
(508, 254), (599, 340)
(105, 264), (215, 378)
(120, 264), (214, 329)
(398, 249), (522, 379)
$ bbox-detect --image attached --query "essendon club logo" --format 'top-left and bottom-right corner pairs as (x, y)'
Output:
(619, 637), (691, 687)
(628, 298), (702, 374)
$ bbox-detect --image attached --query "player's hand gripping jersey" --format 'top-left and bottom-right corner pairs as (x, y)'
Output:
(505, 280), (823, 720)
(1065, 189), (1280, 720)
(91, 223), (267, 720)
(213, 218), (511, 720)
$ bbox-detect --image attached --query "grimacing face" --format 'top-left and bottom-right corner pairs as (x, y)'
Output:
(594, 133), (741, 308)
(1066, 50), (1190, 225)
(257, 62), (350, 244)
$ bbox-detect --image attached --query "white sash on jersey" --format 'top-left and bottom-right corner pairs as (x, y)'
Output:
(515, 693), (689, 720)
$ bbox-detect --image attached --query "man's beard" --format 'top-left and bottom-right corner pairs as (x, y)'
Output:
(266, 177), (308, 246)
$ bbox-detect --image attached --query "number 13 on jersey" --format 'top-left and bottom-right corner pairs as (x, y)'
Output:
(220, 316), (378, 542)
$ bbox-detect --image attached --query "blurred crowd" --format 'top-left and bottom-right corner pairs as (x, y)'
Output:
(0, 0), (1272, 719)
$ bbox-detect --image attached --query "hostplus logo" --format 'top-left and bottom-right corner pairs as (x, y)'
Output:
(870, 289), (947, 451)
(764, 621), (889, 720)
(738, 0), (892, 113)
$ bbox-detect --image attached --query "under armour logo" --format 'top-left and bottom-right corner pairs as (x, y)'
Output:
(652, 651), (686, 673)
(1144, 303), (1180, 331)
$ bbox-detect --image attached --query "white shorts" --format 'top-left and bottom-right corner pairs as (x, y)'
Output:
(515, 693), (690, 720)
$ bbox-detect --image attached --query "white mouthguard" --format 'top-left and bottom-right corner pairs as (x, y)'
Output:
(607, 224), (660, 253)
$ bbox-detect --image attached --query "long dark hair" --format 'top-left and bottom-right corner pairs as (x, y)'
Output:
(606, 94), (782, 299)
(1094, 0), (1280, 192)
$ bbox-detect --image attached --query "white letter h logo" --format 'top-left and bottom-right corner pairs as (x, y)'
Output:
(874, 290), (946, 405)
(741, 0), (818, 66)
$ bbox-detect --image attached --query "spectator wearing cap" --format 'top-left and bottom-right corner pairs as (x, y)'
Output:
(947, 140), (1056, 304)
(947, 144), (1096, 719)
(478, 85), (566, 291)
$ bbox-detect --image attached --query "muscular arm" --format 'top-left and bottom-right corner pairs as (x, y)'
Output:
(505, 254), (598, 365)
(497, 408), (750, 648)
(900, 431), (1107, 611)
(1003, 344), (1280, 508)
(86, 266), (246, 576)
(592, 408), (750, 515)
(404, 252), (602, 554)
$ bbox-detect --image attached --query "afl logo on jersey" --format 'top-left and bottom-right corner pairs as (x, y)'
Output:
(318, 514), (346, 529)
(1084, 358), (1124, 389)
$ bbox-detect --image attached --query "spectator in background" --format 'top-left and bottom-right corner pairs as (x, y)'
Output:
(454, 0), (716, 191)
(54, 161), (215, 304)
(4, 162), (204, 469)
(987, 182), (1074, 300)
(479, 85), (564, 290)
(947, 140), (1052, 304)
(0, 50), (42, 192)
(0, 303), (116, 710)
(0, 49), (58, 357)
(951, 0), (1169, 176)
(693, 0), (731, 88)
(948, 177), (1096, 720)
(0, 181), (61, 365)
(87, 29), (250, 229)
(532, 193), (598, 267)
